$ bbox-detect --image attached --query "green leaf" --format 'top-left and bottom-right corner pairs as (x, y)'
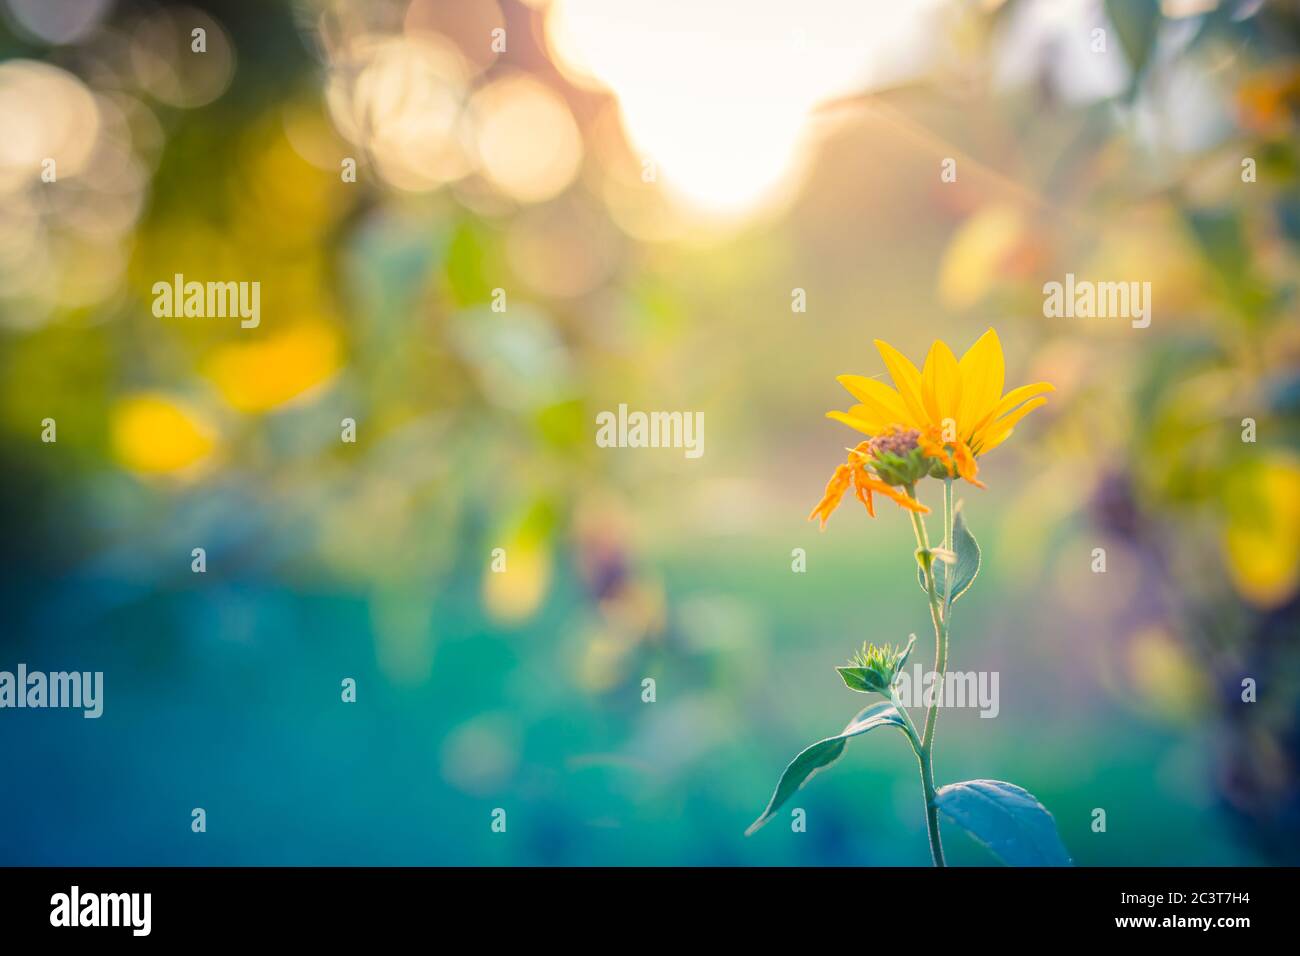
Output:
(1105, 0), (1161, 87)
(836, 666), (885, 694)
(916, 508), (980, 605)
(746, 702), (908, 836)
(934, 779), (1072, 866)
(1184, 209), (1275, 325)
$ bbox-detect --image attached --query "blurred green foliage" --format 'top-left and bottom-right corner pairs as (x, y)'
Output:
(0, 0), (1297, 864)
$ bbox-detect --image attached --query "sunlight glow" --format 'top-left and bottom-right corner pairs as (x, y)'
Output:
(545, 0), (943, 219)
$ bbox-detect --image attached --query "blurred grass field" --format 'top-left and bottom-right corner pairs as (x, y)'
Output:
(1, 0), (1298, 865)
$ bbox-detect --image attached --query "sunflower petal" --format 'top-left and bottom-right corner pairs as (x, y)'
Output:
(957, 328), (1005, 436)
(921, 340), (962, 425)
(978, 396), (1049, 454)
(827, 408), (884, 436)
(836, 375), (912, 425)
(873, 339), (929, 428)
(970, 382), (1056, 440)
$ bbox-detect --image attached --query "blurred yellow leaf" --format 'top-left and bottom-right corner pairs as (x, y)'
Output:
(1222, 455), (1300, 608)
(203, 322), (340, 413)
(482, 502), (555, 624)
(110, 393), (216, 476)
(937, 205), (1024, 310)
(1126, 625), (1205, 722)
(483, 535), (551, 624)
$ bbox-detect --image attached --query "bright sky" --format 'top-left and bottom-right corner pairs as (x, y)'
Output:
(544, 0), (945, 218)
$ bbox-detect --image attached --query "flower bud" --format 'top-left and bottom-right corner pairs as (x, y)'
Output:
(836, 634), (917, 695)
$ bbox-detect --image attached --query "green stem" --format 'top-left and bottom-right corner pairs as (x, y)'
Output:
(943, 478), (954, 550)
(906, 485), (948, 868)
(892, 691), (936, 836)
(942, 479), (955, 607)
(892, 692), (923, 752)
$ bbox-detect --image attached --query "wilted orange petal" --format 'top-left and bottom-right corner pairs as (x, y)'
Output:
(861, 473), (930, 514)
(809, 463), (854, 530)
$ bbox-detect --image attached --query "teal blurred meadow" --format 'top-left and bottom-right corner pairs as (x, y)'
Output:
(1, 0), (1298, 865)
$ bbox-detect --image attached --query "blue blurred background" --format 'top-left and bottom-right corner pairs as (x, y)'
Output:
(1, 0), (1298, 865)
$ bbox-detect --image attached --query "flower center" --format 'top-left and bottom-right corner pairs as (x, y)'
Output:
(867, 427), (921, 461)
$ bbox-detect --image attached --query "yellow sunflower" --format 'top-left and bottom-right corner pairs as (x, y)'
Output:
(810, 328), (1054, 528)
